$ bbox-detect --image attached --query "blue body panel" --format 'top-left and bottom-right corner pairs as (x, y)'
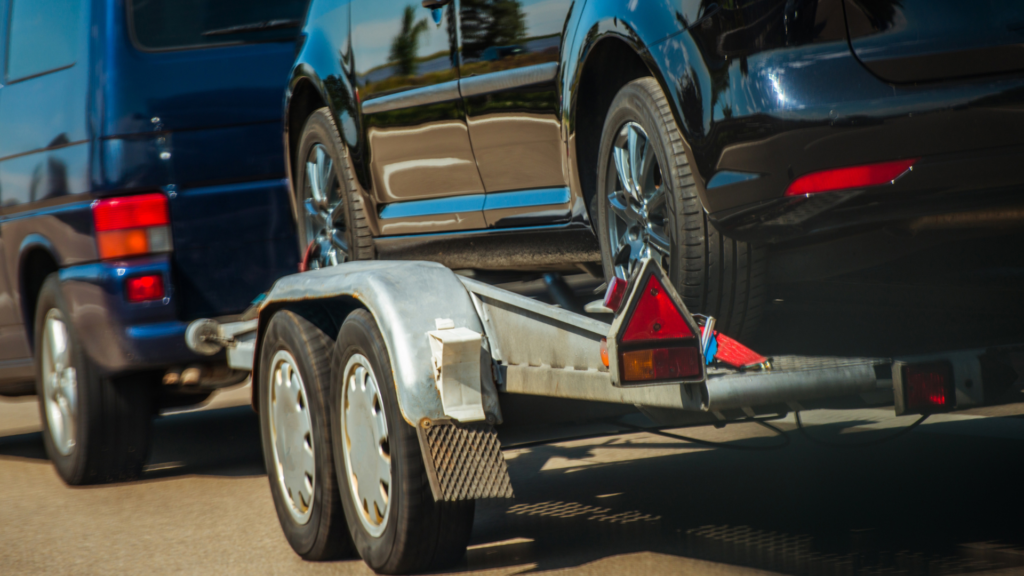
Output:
(0, 0), (300, 382)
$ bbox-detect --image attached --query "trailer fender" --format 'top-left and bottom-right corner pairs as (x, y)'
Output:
(255, 261), (501, 426)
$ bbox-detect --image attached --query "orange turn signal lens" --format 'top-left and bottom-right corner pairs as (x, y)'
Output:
(621, 346), (702, 382)
(96, 226), (171, 259)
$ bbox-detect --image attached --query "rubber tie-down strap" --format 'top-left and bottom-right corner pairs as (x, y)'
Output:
(417, 420), (515, 501)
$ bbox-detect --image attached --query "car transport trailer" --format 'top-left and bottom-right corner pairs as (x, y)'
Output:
(183, 258), (1021, 574)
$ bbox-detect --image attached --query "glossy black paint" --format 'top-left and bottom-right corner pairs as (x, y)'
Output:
(0, 0), (301, 387)
(287, 0), (1024, 272)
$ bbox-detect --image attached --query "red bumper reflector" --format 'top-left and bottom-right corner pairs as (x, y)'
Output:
(904, 361), (953, 412)
(785, 158), (917, 196)
(622, 346), (702, 382)
(622, 275), (693, 341)
(126, 273), (165, 303)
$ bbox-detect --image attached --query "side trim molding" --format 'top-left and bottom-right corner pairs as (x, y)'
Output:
(361, 80), (462, 115)
(459, 62), (559, 98)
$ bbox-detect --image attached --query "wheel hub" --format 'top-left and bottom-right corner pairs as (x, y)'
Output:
(606, 121), (671, 279)
(268, 350), (316, 525)
(41, 310), (77, 457)
(341, 354), (391, 537)
(304, 143), (349, 269)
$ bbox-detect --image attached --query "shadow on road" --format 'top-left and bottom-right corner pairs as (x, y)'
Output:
(459, 416), (1024, 575)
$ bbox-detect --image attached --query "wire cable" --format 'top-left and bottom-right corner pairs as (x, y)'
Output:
(620, 420), (791, 451)
(794, 411), (929, 448)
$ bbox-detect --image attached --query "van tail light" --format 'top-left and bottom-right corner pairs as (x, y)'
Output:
(895, 360), (954, 415)
(125, 273), (165, 303)
(785, 158), (917, 196)
(93, 193), (171, 260)
(609, 260), (705, 385)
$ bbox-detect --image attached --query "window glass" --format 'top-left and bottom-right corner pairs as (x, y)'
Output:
(6, 0), (81, 81)
(129, 0), (309, 51)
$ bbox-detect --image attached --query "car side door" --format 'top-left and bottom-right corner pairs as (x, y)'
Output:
(0, 0), (21, 365)
(352, 0), (487, 235)
(458, 0), (576, 228)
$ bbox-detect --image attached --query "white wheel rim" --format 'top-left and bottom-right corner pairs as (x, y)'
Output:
(41, 309), (77, 456)
(268, 350), (316, 525)
(341, 353), (392, 537)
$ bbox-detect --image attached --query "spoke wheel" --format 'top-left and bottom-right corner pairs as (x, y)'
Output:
(340, 353), (391, 538)
(606, 121), (671, 279)
(41, 309), (77, 456)
(303, 143), (348, 269)
(269, 350), (316, 525)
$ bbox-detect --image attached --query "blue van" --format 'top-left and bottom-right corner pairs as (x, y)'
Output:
(0, 0), (303, 484)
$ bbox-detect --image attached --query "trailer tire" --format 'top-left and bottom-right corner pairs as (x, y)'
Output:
(34, 274), (153, 485)
(331, 309), (474, 574)
(259, 310), (354, 560)
(595, 78), (767, 339)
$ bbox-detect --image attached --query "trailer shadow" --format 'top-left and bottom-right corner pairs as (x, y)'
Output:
(458, 414), (1024, 575)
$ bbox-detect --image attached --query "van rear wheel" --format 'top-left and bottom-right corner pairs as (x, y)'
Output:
(34, 274), (153, 485)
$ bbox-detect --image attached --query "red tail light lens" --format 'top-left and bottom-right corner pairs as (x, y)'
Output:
(904, 361), (953, 412)
(603, 277), (627, 312)
(622, 347), (702, 382)
(125, 273), (165, 303)
(93, 194), (172, 259)
(621, 275), (693, 341)
(785, 158), (917, 196)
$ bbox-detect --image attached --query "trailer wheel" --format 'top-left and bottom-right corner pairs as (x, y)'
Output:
(332, 309), (474, 574)
(34, 274), (153, 485)
(258, 310), (353, 560)
(595, 78), (767, 339)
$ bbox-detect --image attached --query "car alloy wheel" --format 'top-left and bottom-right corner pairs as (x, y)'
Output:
(303, 143), (349, 269)
(269, 349), (316, 525)
(41, 309), (77, 456)
(340, 353), (391, 538)
(606, 121), (671, 279)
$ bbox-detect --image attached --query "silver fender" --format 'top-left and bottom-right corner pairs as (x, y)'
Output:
(257, 261), (500, 426)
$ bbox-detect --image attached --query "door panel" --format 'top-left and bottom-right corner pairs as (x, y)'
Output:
(353, 0), (485, 229)
(458, 0), (572, 194)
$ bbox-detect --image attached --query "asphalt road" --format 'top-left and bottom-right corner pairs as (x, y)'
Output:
(2, 382), (1024, 576)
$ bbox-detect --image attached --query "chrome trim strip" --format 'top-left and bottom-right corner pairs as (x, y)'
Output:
(379, 194), (485, 219)
(362, 80), (462, 115)
(459, 62), (559, 98)
(376, 222), (586, 241)
(379, 187), (571, 221)
(482, 187), (570, 211)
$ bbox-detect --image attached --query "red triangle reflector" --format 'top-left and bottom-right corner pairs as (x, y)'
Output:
(622, 276), (693, 341)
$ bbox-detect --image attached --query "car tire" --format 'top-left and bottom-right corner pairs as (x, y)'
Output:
(331, 309), (474, 574)
(33, 274), (153, 485)
(295, 107), (375, 269)
(595, 78), (767, 339)
(259, 309), (354, 560)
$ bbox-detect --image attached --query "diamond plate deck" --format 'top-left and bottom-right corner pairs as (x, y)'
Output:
(418, 421), (514, 501)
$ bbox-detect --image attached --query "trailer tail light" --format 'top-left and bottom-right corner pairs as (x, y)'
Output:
(125, 273), (165, 303)
(603, 277), (627, 312)
(902, 361), (954, 412)
(785, 158), (917, 196)
(610, 260), (705, 385)
(93, 193), (171, 260)
(621, 276), (693, 341)
(622, 347), (702, 382)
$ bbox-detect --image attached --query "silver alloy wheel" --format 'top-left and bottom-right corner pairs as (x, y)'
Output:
(41, 309), (77, 456)
(268, 350), (316, 525)
(304, 143), (348, 269)
(607, 121), (671, 279)
(341, 353), (391, 537)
